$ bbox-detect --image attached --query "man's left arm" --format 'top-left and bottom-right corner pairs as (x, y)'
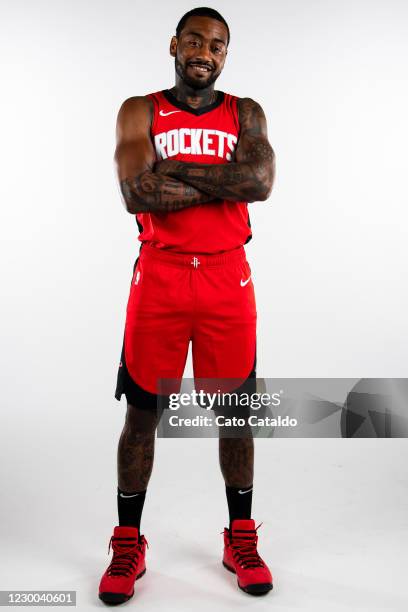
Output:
(155, 98), (275, 203)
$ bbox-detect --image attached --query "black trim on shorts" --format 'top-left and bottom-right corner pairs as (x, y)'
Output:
(114, 334), (164, 411)
(115, 342), (257, 411)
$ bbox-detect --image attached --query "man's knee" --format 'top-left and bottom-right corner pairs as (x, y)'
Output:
(124, 402), (160, 438)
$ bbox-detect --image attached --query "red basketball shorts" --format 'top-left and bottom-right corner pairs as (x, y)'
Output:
(115, 243), (257, 406)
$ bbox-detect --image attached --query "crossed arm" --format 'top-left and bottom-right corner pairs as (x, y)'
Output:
(115, 96), (275, 214)
(115, 97), (212, 213)
(155, 98), (275, 203)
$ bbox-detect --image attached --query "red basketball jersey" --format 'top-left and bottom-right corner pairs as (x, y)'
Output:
(135, 89), (252, 254)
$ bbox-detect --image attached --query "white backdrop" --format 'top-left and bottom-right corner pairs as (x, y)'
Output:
(1, 1), (408, 610)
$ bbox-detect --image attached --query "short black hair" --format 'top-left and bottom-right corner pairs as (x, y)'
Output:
(176, 7), (230, 46)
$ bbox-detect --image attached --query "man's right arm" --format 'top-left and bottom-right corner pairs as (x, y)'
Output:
(115, 96), (213, 214)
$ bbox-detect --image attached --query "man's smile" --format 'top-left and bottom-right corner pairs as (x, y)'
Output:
(187, 62), (213, 73)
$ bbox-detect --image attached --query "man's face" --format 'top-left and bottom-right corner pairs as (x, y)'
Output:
(170, 16), (228, 90)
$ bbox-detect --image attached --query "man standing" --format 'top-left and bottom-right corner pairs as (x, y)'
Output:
(99, 7), (275, 604)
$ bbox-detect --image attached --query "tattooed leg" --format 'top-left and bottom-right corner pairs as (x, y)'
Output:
(219, 436), (254, 488)
(117, 403), (160, 491)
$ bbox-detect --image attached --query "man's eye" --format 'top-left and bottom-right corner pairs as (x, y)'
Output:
(214, 47), (222, 53)
(189, 40), (199, 46)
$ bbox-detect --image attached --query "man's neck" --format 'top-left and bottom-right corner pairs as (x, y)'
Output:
(169, 79), (217, 109)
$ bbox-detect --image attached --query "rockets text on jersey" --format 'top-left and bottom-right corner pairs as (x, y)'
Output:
(154, 127), (237, 161)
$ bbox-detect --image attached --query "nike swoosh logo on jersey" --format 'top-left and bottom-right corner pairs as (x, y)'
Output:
(240, 276), (251, 287)
(119, 493), (140, 498)
(159, 109), (182, 117)
(238, 488), (253, 495)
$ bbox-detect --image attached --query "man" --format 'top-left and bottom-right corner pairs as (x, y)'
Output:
(98, 7), (275, 604)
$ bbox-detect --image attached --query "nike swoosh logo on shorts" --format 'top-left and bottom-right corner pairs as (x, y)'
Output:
(159, 109), (181, 116)
(240, 276), (251, 287)
(238, 487), (253, 495)
(119, 493), (139, 498)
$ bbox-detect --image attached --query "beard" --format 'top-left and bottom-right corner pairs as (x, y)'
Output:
(175, 57), (219, 90)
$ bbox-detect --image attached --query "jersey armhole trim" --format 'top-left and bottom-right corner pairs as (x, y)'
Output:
(231, 95), (241, 137)
(147, 92), (160, 138)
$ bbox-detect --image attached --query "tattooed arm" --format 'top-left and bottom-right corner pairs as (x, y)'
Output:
(155, 98), (275, 203)
(115, 96), (214, 214)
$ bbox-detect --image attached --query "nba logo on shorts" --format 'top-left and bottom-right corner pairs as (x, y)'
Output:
(134, 271), (141, 285)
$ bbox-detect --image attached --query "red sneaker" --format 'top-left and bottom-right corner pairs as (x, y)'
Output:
(98, 526), (147, 605)
(222, 519), (273, 595)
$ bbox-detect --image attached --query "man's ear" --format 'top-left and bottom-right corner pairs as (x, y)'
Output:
(169, 36), (177, 57)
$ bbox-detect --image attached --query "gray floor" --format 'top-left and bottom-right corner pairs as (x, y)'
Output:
(1, 438), (407, 611)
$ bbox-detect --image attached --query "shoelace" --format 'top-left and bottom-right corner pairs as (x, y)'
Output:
(226, 523), (265, 570)
(107, 535), (148, 577)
